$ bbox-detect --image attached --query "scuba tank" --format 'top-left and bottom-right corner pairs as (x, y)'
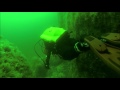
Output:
(34, 27), (67, 67)
(40, 27), (66, 43)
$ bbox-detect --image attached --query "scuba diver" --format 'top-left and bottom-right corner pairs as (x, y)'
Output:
(43, 29), (90, 69)
(40, 27), (90, 69)
(34, 27), (120, 74)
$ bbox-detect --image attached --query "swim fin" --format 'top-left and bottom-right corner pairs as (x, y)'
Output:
(101, 33), (120, 48)
(84, 36), (120, 74)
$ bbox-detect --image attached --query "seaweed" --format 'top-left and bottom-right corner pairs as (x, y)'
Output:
(4, 46), (11, 52)
(0, 39), (33, 78)
(58, 12), (120, 78)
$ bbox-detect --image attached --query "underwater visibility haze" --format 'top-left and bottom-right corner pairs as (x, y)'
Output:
(0, 12), (120, 78)
(1, 12), (59, 58)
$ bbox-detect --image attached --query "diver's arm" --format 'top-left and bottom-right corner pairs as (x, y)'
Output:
(43, 41), (53, 69)
(45, 50), (51, 69)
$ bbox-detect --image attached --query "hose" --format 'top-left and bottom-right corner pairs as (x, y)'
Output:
(34, 39), (46, 65)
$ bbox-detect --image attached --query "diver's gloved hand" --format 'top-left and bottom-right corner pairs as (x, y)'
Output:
(80, 42), (90, 51)
(45, 64), (50, 69)
(74, 42), (90, 52)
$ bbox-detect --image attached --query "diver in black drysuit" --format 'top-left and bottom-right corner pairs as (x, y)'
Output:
(43, 31), (90, 69)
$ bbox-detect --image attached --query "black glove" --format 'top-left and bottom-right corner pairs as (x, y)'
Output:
(76, 42), (90, 52)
